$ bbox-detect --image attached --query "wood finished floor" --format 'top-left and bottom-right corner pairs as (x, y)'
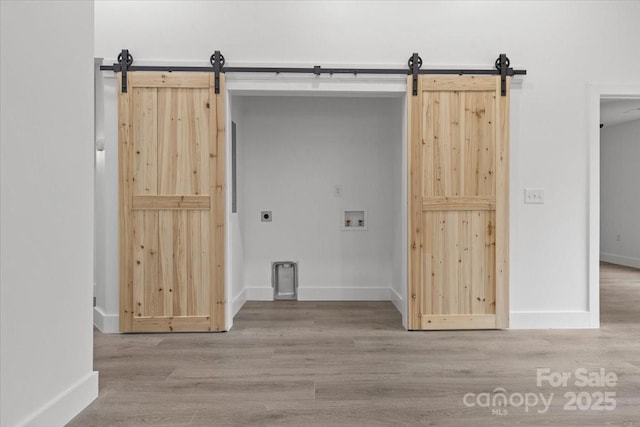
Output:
(69, 263), (640, 426)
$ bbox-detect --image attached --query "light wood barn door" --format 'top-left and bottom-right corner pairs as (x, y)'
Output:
(408, 76), (509, 330)
(118, 72), (225, 332)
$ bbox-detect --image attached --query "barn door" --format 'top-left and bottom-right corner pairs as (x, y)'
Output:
(408, 75), (509, 330)
(118, 72), (225, 332)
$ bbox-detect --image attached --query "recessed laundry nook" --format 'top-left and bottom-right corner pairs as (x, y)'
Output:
(228, 94), (405, 325)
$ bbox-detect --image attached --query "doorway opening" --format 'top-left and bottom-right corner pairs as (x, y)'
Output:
(227, 93), (406, 330)
(599, 96), (640, 326)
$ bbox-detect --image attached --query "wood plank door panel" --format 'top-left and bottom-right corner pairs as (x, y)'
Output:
(119, 72), (225, 332)
(408, 75), (509, 330)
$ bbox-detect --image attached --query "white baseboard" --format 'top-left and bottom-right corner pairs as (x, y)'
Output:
(243, 286), (393, 301)
(298, 287), (391, 301)
(245, 287), (274, 301)
(600, 252), (640, 269)
(232, 288), (247, 317)
(16, 371), (98, 427)
(93, 306), (119, 333)
(510, 310), (593, 329)
(390, 287), (403, 314)
(93, 296), (594, 330)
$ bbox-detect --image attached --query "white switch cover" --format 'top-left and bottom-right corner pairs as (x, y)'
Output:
(333, 185), (342, 197)
(524, 188), (544, 204)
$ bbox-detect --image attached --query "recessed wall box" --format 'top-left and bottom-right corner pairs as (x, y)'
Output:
(342, 210), (367, 231)
(272, 262), (298, 300)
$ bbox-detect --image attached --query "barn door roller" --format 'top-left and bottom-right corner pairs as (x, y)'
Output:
(210, 50), (224, 94)
(117, 49), (132, 93)
(409, 53), (422, 96)
(102, 49), (526, 96)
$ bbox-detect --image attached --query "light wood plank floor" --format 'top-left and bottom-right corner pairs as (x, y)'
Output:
(69, 263), (640, 426)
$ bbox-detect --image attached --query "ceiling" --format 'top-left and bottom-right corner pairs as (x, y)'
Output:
(600, 99), (640, 128)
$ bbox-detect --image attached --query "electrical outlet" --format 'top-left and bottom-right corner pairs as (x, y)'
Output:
(524, 188), (544, 204)
(333, 185), (342, 197)
(616, 234), (621, 242)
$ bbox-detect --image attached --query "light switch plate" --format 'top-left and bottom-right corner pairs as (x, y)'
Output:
(524, 188), (544, 204)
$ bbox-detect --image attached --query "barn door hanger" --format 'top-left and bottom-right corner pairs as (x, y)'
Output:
(103, 48), (526, 96)
(210, 50), (225, 94)
(116, 49), (133, 93)
(496, 53), (511, 96)
(408, 53), (422, 96)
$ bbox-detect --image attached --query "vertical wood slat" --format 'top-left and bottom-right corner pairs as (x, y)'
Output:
(186, 212), (201, 315)
(188, 87), (208, 315)
(479, 92), (496, 197)
(432, 212), (443, 315)
(200, 210), (211, 316)
(422, 92), (434, 198)
(172, 211), (188, 316)
(193, 89), (208, 195)
(495, 77), (510, 328)
(118, 74), (133, 332)
(132, 88), (158, 195)
(174, 92), (186, 196)
(449, 92), (462, 197)
(446, 211), (459, 315)
(422, 223), (433, 317)
(131, 87), (159, 320)
(408, 75), (423, 329)
(143, 212), (160, 316)
(158, 211), (173, 316)
(132, 212), (144, 317)
(459, 211), (471, 314)
(486, 212), (497, 314)
(157, 89), (177, 315)
(175, 90), (189, 195)
(198, 87), (212, 319)
(209, 73), (218, 330)
(464, 94), (479, 197)
(211, 74), (226, 331)
(157, 88), (175, 195)
(470, 212), (485, 314)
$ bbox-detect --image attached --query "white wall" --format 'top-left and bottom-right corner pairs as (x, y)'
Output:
(93, 72), (120, 333)
(235, 96), (402, 302)
(1, 1), (98, 426)
(600, 119), (640, 269)
(94, 1), (640, 328)
(390, 98), (407, 317)
(230, 97), (247, 319)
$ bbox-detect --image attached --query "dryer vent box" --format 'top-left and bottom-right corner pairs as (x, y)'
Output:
(272, 262), (298, 300)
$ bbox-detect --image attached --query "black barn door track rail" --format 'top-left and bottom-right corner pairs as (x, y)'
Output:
(101, 49), (526, 96)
